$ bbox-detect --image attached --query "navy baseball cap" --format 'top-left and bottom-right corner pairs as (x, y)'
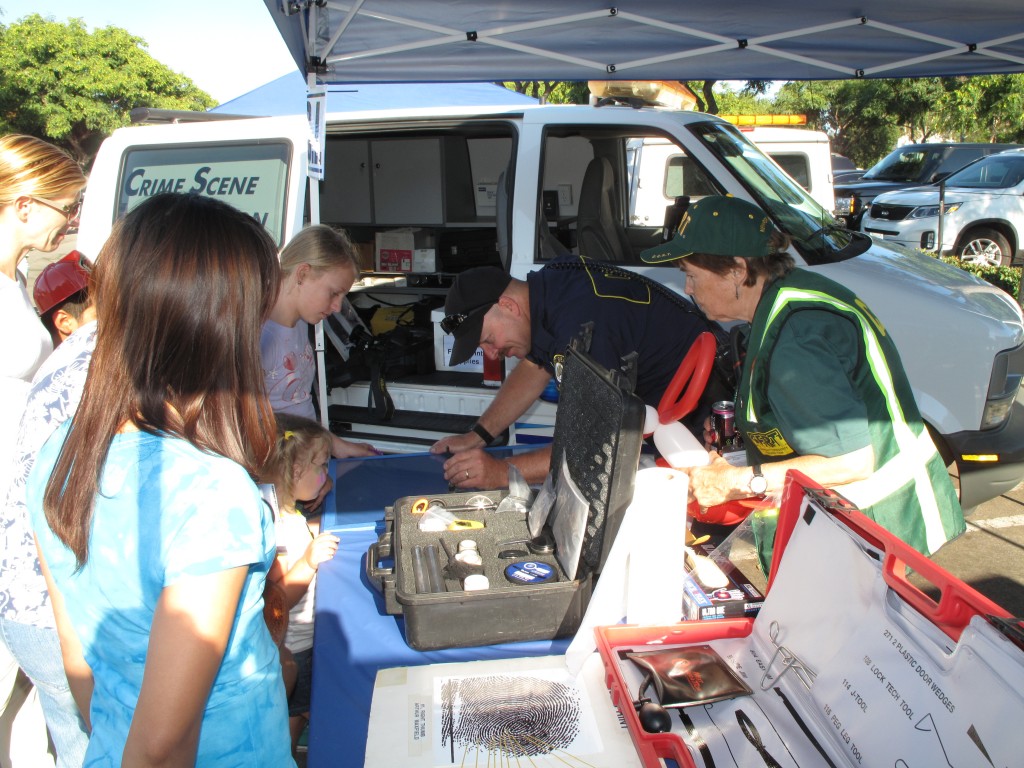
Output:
(441, 267), (511, 366)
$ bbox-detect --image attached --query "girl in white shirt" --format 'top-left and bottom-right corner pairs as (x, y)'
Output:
(261, 413), (340, 757)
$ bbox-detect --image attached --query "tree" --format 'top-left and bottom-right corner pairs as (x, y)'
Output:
(776, 79), (901, 167)
(0, 14), (215, 167)
(936, 75), (1024, 143)
(502, 81), (590, 103)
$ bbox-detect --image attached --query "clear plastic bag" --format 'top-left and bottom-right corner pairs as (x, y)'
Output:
(709, 492), (782, 586)
(551, 454), (589, 580)
(527, 470), (556, 539)
(496, 463), (533, 514)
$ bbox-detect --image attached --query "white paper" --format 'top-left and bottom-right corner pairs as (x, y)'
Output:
(564, 467), (688, 675)
(365, 654), (641, 767)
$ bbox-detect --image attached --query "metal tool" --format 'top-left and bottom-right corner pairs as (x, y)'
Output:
(430, 494), (498, 515)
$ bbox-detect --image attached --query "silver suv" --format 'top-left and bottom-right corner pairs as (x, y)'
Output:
(862, 148), (1024, 266)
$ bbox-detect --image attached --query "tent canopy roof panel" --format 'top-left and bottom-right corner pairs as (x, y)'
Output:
(212, 71), (536, 116)
(262, 0), (1024, 84)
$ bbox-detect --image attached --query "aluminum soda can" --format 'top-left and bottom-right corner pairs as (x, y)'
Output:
(711, 400), (736, 452)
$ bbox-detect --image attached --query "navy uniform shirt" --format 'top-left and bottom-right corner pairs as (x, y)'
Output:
(525, 257), (717, 408)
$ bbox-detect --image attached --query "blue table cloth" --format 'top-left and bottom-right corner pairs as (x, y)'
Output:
(308, 452), (569, 768)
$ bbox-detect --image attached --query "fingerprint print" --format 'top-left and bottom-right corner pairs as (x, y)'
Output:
(441, 674), (581, 758)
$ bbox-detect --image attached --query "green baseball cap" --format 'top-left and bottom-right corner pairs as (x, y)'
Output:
(641, 195), (777, 263)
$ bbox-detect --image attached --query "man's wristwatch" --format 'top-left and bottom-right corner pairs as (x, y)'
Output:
(748, 464), (768, 496)
(470, 422), (496, 445)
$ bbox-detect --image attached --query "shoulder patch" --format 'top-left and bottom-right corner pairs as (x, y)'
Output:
(746, 428), (794, 457)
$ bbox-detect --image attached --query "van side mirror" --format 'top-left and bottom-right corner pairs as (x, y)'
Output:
(662, 196), (690, 242)
(931, 172), (951, 184)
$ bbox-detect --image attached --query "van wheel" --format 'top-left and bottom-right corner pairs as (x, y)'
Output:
(958, 228), (1011, 267)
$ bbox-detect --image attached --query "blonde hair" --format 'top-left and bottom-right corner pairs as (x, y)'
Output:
(0, 134), (85, 208)
(279, 224), (358, 279)
(262, 413), (333, 509)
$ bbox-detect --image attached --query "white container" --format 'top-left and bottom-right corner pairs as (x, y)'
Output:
(430, 309), (484, 373)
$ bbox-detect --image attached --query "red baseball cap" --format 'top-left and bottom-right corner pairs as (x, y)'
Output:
(33, 251), (92, 315)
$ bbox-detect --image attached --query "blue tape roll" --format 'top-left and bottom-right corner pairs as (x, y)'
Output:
(504, 560), (556, 585)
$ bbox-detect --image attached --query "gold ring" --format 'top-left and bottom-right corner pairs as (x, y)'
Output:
(465, 470), (470, 480)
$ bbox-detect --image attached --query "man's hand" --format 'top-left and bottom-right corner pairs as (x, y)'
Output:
(431, 431), (484, 455)
(443, 448), (510, 490)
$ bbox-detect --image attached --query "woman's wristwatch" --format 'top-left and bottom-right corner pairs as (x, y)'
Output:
(748, 464), (768, 496)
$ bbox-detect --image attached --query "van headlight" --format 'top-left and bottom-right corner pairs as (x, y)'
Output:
(910, 202), (962, 219)
(982, 344), (1024, 429)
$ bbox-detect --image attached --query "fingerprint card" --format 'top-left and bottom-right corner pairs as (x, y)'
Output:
(366, 654), (642, 767)
(432, 668), (602, 765)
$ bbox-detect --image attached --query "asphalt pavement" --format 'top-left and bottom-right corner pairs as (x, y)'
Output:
(918, 477), (1024, 617)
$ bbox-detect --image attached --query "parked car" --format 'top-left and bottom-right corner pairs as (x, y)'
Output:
(862, 148), (1024, 266)
(831, 153), (864, 183)
(834, 142), (1022, 229)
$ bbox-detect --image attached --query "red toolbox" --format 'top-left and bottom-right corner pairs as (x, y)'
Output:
(597, 471), (1024, 768)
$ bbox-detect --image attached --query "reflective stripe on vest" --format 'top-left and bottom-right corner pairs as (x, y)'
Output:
(746, 286), (949, 554)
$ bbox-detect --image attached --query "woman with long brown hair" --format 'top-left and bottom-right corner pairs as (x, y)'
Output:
(29, 193), (294, 766)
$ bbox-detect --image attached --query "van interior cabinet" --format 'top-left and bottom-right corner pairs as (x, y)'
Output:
(323, 139), (373, 224)
(321, 136), (476, 226)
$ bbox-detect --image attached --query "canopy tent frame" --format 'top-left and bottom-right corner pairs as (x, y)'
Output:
(267, 1), (1024, 84)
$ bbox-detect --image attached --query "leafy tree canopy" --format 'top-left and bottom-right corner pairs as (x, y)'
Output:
(0, 14), (215, 167)
(774, 76), (1024, 167)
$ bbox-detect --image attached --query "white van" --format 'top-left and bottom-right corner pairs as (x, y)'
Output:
(78, 102), (1024, 509)
(629, 126), (835, 225)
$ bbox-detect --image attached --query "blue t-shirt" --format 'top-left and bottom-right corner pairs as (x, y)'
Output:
(29, 426), (293, 767)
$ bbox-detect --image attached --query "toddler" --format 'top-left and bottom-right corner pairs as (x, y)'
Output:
(262, 413), (340, 757)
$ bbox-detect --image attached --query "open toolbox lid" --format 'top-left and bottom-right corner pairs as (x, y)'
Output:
(596, 471), (1024, 768)
(548, 335), (645, 577)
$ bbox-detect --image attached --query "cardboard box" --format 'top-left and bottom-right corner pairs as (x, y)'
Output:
(681, 542), (764, 621)
(374, 229), (435, 273)
(412, 248), (436, 272)
(430, 309), (483, 373)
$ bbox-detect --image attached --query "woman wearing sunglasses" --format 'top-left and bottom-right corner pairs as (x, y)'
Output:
(0, 133), (86, 767)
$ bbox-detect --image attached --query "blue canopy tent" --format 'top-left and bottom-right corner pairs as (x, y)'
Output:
(212, 70), (537, 116)
(261, 0), (1024, 84)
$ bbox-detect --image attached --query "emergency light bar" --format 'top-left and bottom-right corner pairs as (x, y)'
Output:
(720, 114), (808, 126)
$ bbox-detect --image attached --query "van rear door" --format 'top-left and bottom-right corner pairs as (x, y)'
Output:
(77, 115), (309, 258)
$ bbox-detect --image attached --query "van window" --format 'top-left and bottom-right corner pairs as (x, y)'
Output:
(117, 142), (292, 245)
(768, 152), (811, 191)
(625, 137), (723, 227)
(664, 154), (719, 199)
(937, 147), (986, 177)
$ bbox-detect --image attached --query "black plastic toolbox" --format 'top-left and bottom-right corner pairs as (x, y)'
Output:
(366, 342), (645, 650)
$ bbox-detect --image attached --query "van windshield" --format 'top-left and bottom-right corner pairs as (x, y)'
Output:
(691, 123), (869, 265)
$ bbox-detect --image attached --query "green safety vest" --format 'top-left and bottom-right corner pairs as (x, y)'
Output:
(738, 269), (964, 555)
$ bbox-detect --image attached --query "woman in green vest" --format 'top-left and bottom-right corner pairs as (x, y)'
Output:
(641, 195), (963, 557)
